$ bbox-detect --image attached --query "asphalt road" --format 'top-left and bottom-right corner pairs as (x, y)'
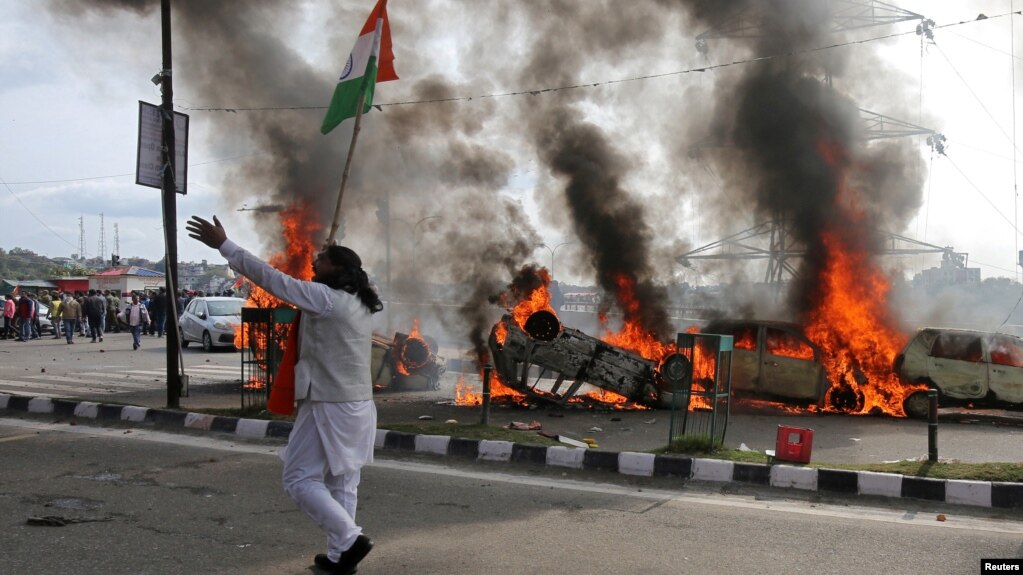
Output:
(2, 417), (1021, 575)
(1, 333), (1022, 465)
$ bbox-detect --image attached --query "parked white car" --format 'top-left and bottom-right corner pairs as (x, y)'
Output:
(179, 297), (245, 351)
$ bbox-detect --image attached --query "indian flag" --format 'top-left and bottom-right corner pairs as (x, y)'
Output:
(320, 0), (398, 135)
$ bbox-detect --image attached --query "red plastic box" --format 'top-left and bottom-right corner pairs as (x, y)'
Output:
(775, 425), (814, 463)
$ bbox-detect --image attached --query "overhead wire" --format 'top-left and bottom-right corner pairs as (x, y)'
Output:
(0, 175), (78, 250)
(177, 10), (1021, 114)
(944, 155), (1023, 238)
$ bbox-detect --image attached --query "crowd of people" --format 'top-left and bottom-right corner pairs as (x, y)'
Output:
(0, 287), (224, 348)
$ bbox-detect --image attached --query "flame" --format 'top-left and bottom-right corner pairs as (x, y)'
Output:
(454, 372), (527, 406)
(601, 274), (675, 362)
(397, 319), (430, 376)
(508, 268), (556, 330)
(234, 202), (321, 392)
(803, 139), (925, 417)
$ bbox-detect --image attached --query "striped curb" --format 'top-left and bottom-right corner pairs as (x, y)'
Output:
(2, 392), (1021, 510)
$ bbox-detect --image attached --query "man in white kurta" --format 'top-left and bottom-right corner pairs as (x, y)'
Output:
(186, 215), (377, 575)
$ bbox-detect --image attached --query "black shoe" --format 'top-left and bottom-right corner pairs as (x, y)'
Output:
(133, 343), (138, 350)
(338, 535), (373, 574)
(99, 337), (103, 342)
(313, 555), (358, 575)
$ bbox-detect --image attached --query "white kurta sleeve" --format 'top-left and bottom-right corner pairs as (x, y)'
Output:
(218, 239), (334, 317)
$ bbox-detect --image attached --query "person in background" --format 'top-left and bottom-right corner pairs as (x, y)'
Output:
(60, 293), (82, 344)
(187, 214), (381, 575)
(49, 294), (63, 340)
(150, 286), (167, 337)
(83, 289), (106, 343)
(119, 293), (151, 351)
(106, 290), (122, 333)
(2, 294), (14, 340)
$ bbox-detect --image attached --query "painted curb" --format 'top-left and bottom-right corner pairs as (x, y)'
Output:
(2, 393), (1018, 510)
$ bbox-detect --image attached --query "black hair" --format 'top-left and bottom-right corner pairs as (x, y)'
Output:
(321, 245), (383, 313)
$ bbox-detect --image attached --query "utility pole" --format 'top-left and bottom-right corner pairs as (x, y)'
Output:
(160, 0), (182, 408)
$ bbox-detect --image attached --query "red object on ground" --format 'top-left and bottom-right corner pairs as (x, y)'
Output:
(775, 425), (814, 463)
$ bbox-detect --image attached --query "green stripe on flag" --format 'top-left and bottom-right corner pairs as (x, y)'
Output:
(320, 57), (379, 135)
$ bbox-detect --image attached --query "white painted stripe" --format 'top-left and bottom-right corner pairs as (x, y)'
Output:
(946, 479), (992, 507)
(121, 406), (148, 422)
(414, 434), (450, 455)
(478, 440), (513, 462)
(235, 418), (269, 439)
(546, 446), (585, 469)
(858, 471), (903, 498)
(770, 465), (818, 491)
(692, 458), (734, 482)
(618, 452), (655, 477)
(375, 429), (389, 449)
(73, 402), (99, 418)
(28, 397), (54, 414)
(184, 413), (215, 430)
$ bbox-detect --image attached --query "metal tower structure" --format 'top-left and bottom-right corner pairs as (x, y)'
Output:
(682, 0), (946, 284)
(113, 223), (120, 260)
(77, 215), (87, 261)
(695, 0), (927, 54)
(98, 213), (106, 265)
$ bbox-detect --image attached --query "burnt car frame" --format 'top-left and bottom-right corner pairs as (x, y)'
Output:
(895, 327), (1023, 417)
(702, 319), (828, 407)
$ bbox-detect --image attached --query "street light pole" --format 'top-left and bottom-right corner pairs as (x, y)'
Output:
(412, 215), (441, 284)
(539, 241), (576, 280)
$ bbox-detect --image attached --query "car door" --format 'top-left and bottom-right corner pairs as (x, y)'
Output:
(706, 323), (759, 393)
(182, 299), (201, 341)
(760, 326), (821, 400)
(987, 335), (1023, 404)
(926, 332), (987, 399)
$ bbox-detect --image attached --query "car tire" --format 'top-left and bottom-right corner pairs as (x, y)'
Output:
(902, 390), (931, 419)
(180, 329), (190, 348)
(202, 331), (213, 352)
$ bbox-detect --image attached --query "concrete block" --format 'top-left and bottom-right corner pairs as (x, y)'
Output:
(618, 452), (656, 477)
(692, 458), (734, 482)
(546, 446), (585, 469)
(415, 434), (450, 455)
(478, 440), (513, 462)
(770, 465), (818, 491)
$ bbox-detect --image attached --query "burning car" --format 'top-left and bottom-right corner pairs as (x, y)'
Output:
(370, 327), (446, 392)
(703, 319), (828, 407)
(895, 328), (1023, 418)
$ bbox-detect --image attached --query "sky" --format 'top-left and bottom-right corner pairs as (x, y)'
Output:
(2, 0), (1023, 289)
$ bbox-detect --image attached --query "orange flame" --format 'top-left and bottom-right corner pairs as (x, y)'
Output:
(454, 372), (527, 406)
(601, 274), (675, 362)
(397, 319), (429, 376)
(234, 202), (321, 390)
(804, 139), (925, 416)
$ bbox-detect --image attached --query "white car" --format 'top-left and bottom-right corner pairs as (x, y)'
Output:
(895, 327), (1023, 417)
(179, 297), (245, 351)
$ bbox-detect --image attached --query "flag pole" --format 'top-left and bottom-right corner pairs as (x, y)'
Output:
(326, 90), (368, 245)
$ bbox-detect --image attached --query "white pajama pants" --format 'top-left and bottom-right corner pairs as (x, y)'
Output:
(281, 406), (364, 562)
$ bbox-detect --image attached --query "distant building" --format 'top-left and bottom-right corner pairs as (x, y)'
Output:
(90, 266), (165, 297)
(913, 257), (981, 289)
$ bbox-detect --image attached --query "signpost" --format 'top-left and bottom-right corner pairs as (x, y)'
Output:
(135, 100), (189, 194)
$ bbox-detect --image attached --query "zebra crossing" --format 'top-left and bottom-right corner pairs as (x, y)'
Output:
(0, 364), (240, 399)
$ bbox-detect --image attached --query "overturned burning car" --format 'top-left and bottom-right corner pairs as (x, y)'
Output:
(487, 310), (730, 409)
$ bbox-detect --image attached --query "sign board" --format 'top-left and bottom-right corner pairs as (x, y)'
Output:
(136, 100), (189, 194)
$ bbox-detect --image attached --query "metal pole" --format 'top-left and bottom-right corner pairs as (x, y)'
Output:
(160, 0), (182, 408)
(326, 90), (368, 245)
(384, 188), (391, 333)
(480, 364), (492, 425)
(927, 388), (938, 462)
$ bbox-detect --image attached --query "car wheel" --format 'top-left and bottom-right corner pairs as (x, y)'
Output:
(902, 390), (931, 419)
(202, 331), (213, 352)
(180, 329), (190, 348)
